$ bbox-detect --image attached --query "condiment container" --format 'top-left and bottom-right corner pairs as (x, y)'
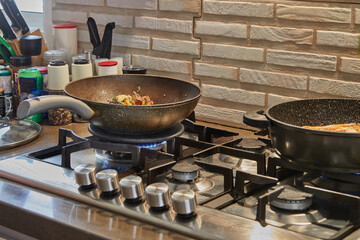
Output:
(0, 70), (13, 115)
(94, 58), (108, 75)
(98, 61), (118, 76)
(0, 88), (5, 117)
(122, 65), (147, 74)
(72, 59), (93, 81)
(47, 61), (69, 91)
(30, 66), (48, 91)
(53, 24), (77, 65)
(43, 50), (67, 66)
(18, 68), (43, 123)
(110, 57), (123, 74)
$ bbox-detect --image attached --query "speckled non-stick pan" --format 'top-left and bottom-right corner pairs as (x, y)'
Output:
(17, 75), (201, 134)
(266, 98), (360, 173)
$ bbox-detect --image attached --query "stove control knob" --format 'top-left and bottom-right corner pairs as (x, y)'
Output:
(119, 175), (144, 202)
(95, 169), (119, 194)
(145, 183), (170, 210)
(74, 164), (96, 188)
(171, 189), (196, 218)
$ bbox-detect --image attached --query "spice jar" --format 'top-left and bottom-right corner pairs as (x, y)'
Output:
(0, 70), (13, 115)
(47, 61), (69, 91)
(72, 59), (93, 81)
(98, 61), (118, 76)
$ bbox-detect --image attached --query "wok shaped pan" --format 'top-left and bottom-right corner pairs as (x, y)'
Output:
(17, 75), (201, 134)
(265, 98), (360, 173)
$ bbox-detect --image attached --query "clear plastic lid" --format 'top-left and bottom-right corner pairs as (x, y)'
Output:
(43, 50), (67, 64)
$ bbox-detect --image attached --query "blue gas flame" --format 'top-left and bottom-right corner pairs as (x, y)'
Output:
(136, 141), (166, 149)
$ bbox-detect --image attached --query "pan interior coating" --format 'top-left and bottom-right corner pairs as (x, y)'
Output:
(268, 99), (360, 127)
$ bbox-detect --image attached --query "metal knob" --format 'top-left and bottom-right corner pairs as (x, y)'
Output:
(145, 183), (170, 209)
(119, 175), (144, 201)
(95, 169), (119, 193)
(171, 189), (196, 217)
(74, 164), (96, 187)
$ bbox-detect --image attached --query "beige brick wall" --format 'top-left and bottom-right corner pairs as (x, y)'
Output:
(52, 0), (360, 127)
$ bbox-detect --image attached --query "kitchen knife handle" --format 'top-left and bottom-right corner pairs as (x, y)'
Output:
(0, 0), (20, 32)
(0, 9), (17, 40)
(1, 0), (29, 35)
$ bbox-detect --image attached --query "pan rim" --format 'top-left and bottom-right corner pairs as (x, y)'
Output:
(265, 98), (360, 137)
(63, 74), (202, 109)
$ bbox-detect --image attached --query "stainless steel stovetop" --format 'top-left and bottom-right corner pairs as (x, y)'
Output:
(0, 120), (359, 240)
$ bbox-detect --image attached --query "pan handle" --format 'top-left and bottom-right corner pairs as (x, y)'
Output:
(17, 95), (95, 120)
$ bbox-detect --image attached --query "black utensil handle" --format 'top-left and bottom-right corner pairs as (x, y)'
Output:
(87, 17), (101, 49)
(0, 10), (17, 40)
(1, 0), (29, 35)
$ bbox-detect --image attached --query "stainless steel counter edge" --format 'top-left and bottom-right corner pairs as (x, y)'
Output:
(0, 157), (318, 240)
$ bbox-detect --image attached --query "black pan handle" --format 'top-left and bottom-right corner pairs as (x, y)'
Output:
(243, 110), (269, 129)
(17, 95), (95, 120)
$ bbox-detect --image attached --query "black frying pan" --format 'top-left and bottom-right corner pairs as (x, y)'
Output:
(17, 75), (201, 134)
(265, 98), (360, 173)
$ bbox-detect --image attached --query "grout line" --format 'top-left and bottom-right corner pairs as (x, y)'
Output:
(191, 0), (203, 88)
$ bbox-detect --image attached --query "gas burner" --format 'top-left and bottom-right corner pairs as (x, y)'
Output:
(270, 186), (313, 211)
(235, 138), (267, 153)
(171, 163), (200, 182)
(218, 154), (258, 174)
(88, 123), (184, 144)
(94, 150), (133, 172)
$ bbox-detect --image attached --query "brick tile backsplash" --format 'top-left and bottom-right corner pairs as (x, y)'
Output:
(56, 0), (104, 6)
(133, 55), (192, 74)
(204, 0), (273, 18)
(268, 94), (300, 107)
(340, 57), (360, 74)
(277, 5), (351, 23)
(113, 34), (150, 50)
(107, 0), (157, 10)
(54, 0), (360, 126)
(310, 77), (360, 97)
(267, 50), (337, 72)
(240, 68), (307, 90)
(317, 31), (359, 49)
(195, 104), (245, 125)
(203, 43), (264, 62)
(90, 13), (132, 28)
(53, 9), (87, 23)
(195, 62), (238, 80)
(195, 21), (247, 38)
(202, 84), (265, 106)
(251, 26), (313, 45)
(135, 17), (193, 34)
(152, 38), (200, 55)
(159, 0), (201, 13)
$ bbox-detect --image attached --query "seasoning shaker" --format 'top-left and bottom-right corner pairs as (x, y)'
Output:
(47, 61), (69, 91)
(97, 61), (118, 76)
(0, 70), (13, 115)
(72, 59), (93, 81)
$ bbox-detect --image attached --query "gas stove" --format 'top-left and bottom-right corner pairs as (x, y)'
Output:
(0, 118), (359, 240)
